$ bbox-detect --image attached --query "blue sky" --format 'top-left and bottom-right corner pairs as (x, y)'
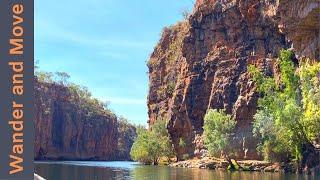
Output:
(35, 0), (194, 126)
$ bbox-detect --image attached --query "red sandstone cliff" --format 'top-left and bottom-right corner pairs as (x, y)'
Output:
(34, 79), (125, 160)
(147, 0), (319, 160)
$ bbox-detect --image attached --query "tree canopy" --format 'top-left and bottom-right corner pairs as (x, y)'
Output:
(130, 120), (174, 165)
(203, 109), (236, 157)
(249, 50), (320, 164)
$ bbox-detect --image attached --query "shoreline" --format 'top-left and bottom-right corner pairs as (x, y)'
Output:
(35, 158), (319, 175)
(34, 160), (320, 179)
(169, 157), (320, 175)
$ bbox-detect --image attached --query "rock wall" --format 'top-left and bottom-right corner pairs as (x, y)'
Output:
(147, 0), (319, 160)
(269, 0), (319, 59)
(115, 119), (137, 160)
(34, 80), (119, 160)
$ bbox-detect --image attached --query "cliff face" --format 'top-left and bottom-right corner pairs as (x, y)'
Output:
(270, 0), (320, 59)
(148, 0), (319, 159)
(115, 118), (137, 160)
(34, 80), (119, 160)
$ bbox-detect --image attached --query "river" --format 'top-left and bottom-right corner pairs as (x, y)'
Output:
(34, 161), (318, 180)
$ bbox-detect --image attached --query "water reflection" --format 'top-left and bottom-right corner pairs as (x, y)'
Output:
(130, 166), (312, 180)
(35, 161), (318, 180)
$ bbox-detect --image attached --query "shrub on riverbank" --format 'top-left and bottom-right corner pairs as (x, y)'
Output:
(203, 109), (240, 170)
(203, 109), (236, 157)
(249, 50), (320, 170)
(130, 120), (174, 165)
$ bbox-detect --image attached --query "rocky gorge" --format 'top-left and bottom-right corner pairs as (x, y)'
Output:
(34, 78), (136, 161)
(147, 0), (319, 162)
(33, 0), (319, 172)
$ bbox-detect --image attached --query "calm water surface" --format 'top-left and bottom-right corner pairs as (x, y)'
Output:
(34, 161), (319, 180)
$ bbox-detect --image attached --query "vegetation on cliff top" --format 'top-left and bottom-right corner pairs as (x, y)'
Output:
(35, 69), (138, 160)
(36, 70), (112, 117)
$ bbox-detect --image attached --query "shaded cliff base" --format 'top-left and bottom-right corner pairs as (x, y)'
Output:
(170, 157), (320, 175)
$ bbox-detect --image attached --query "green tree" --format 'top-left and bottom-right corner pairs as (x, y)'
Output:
(55, 72), (70, 85)
(130, 120), (174, 165)
(249, 50), (320, 169)
(36, 71), (54, 83)
(299, 61), (320, 141)
(203, 109), (236, 157)
(203, 109), (238, 170)
(151, 120), (175, 159)
(130, 127), (156, 165)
